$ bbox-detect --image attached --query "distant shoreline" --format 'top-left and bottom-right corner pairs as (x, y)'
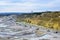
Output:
(0, 11), (60, 16)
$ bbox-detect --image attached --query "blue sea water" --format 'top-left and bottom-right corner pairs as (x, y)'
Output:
(0, 13), (22, 16)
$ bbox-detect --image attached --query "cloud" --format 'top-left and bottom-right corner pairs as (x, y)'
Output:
(0, 0), (60, 12)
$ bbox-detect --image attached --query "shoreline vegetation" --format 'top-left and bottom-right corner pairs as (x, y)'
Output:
(16, 11), (60, 31)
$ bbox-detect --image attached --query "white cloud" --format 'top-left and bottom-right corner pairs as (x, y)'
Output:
(0, 0), (60, 12)
(0, 3), (52, 12)
(0, 1), (8, 5)
(47, 0), (60, 7)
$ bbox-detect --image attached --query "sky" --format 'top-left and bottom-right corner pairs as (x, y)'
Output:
(0, 0), (60, 12)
